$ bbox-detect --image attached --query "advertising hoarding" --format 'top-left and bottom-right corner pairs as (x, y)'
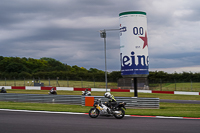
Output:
(119, 11), (149, 77)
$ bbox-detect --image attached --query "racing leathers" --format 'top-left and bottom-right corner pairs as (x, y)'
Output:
(107, 94), (117, 109)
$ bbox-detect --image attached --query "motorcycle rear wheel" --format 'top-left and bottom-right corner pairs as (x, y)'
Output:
(89, 108), (99, 118)
(113, 108), (125, 119)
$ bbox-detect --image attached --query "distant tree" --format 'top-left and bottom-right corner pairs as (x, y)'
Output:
(19, 71), (32, 79)
(0, 56), (4, 61)
(89, 68), (104, 73)
(108, 71), (122, 82)
(72, 65), (81, 72)
(40, 57), (66, 71)
(2, 56), (200, 82)
(5, 62), (29, 73)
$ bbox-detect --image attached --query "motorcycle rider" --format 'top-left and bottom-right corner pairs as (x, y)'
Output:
(83, 89), (89, 95)
(49, 88), (57, 95)
(0, 87), (7, 93)
(104, 92), (117, 113)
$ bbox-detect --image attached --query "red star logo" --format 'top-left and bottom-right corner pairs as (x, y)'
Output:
(139, 31), (148, 49)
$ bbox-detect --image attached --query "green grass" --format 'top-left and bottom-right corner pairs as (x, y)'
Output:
(0, 101), (199, 118)
(1, 90), (200, 118)
(0, 101), (91, 113)
(6, 89), (200, 101)
(0, 80), (117, 89)
(126, 102), (200, 118)
(1, 80), (200, 91)
(151, 82), (200, 92)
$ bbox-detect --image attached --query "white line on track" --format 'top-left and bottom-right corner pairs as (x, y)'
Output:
(0, 109), (199, 120)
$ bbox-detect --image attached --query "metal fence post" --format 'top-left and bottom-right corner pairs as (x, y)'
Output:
(93, 78), (95, 88)
(81, 78), (83, 88)
(14, 77), (16, 86)
(56, 77), (60, 87)
(160, 78), (162, 91)
(174, 79), (176, 91)
(67, 77), (69, 87)
(123, 78), (125, 89)
(48, 77), (50, 86)
(24, 77), (25, 86)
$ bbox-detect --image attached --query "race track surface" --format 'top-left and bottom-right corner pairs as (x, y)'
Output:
(0, 110), (199, 133)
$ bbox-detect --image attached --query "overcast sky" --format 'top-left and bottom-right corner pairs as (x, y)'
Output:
(1, 0), (200, 73)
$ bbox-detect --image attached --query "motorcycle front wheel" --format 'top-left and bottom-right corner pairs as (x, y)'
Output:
(89, 108), (99, 118)
(113, 108), (125, 119)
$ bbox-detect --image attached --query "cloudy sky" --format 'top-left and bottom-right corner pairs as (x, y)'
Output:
(1, 0), (200, 73)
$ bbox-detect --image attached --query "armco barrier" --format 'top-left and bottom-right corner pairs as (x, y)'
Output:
(152, 90), (174, 94)
(137, 97), (160, 108)
(82, 96), (159, 109)
(12, 86), (25, 90)
(0, 93), (159, 109)
(0, 93), (82, 104)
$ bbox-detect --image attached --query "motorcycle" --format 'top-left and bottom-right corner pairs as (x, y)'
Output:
(0, 87), (7, 93)
(89, 99), (126, 119)
(82, 91), (91, 96)
(48, 88), (57, 95)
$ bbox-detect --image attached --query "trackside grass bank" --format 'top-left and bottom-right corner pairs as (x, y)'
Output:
(1, 80), (200, 92)
(1, 90), (200, 118)
(6, 89), (200, 101)
(0, 101), (199, 118)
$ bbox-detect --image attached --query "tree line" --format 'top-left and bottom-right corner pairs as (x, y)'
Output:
(0, 56), (200, 82)
(148, 71), (200, 83)
(0, 56), (121, 82)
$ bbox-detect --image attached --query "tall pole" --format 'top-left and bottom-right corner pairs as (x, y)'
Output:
(100, 30), (107, 92)
(104, 30), (107, 91)
(100, 29), (119, 92)
(5, 77), (6, 86)
(134, 77), (138, 97)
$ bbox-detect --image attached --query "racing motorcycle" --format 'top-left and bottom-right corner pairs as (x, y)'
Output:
(82, 90), (91, 96)
(0, 87), (7, 93)
(48, 88), (57, 95)
(89, 99), (126, 119)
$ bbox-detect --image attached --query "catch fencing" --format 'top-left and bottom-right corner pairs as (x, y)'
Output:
(1, 78), (200, 92)
(0, 93), (159, 109)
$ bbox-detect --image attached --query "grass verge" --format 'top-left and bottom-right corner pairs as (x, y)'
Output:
(2, 90), (200, 118)
(1, 80), (200, 92)
(0, 101), (199, 118)
(7, 89), (200, 100)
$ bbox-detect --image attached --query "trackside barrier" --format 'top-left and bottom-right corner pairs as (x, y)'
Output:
(0, 94), (159, 109)
(0, 93), (82, 105)
(82, 96), (159, 109)
(137, 97), (160, 108)
(174, 91), (199, 95)
(1, 86), (200, 95)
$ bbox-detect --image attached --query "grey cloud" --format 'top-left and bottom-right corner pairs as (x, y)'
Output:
(0, 0), (200, 72)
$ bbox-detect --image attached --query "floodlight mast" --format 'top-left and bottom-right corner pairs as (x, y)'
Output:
(99, 29), (120, 92)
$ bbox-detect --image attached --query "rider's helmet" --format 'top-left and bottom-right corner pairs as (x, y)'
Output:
(104, 92), (111, 98)
(50, 88), (55, 92)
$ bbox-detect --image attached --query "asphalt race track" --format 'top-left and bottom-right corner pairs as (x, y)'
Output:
(0, 110), (199, 133)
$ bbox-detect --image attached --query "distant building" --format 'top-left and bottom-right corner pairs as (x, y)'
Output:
(118, 77), (149, 90)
